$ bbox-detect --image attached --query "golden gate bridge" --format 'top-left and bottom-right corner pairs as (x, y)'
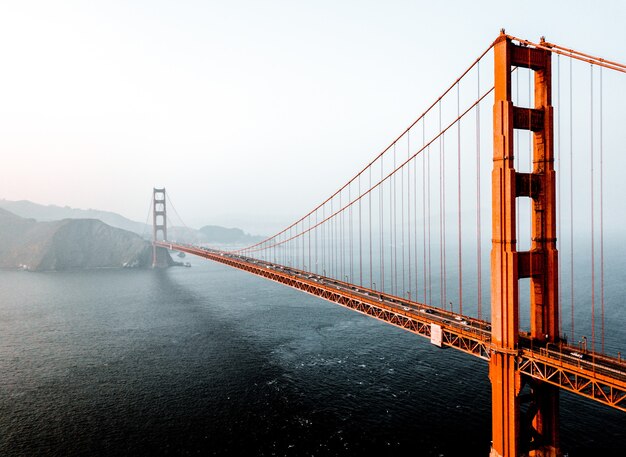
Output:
(151, 32), (626, 456)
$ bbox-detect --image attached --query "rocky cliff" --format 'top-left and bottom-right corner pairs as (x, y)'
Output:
(0, 208), (171, 271)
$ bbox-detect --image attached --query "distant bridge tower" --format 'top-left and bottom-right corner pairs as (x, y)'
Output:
(490, 33), (559, 457)
(152, 187), (169, 268)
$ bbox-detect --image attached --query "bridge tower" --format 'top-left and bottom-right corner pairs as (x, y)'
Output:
(490, 33), (559, 457)
(152, 187), (169, 268)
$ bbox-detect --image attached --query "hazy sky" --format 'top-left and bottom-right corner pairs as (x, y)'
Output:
(1, 1), (624, 234)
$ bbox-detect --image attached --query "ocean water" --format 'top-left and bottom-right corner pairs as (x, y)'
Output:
(1, 256), (625, 456)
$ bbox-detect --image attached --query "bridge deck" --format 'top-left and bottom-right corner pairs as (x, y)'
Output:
(155, 241), (626, 412)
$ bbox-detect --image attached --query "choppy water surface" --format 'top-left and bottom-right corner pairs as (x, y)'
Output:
(1, 257), (625, 456)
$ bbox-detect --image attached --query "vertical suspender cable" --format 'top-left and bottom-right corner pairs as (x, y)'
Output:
(443, 120), (447, 310)
(457, 82), (463, 314)
(336, 202), (339, 278)
(439, 101), (444, 308)
(570, 57), (575, 341)
(330, 200), (341, 278)
(315, 209), (319, 274)
(332, 205), (335, 276)
(407, 131), (412, 301)
(368, 165), (374, 289)
(389, 148), (396, 293)
(599, 66), (605, 354)
(335, 200), (338, 278)
(414, 135), (419, 302)
(428, 143), (432, 306)
(392, 145), (396, 294)
(321, 204), (328, 276)
(327, 205), (331, 275)
(402, 140), (406, 298)
(330, 200), (334, 276)
(423, 121), (428, 303)
(350, 183), (353, 283)
(476, 61), (482, 320)
(337, 195), (340, 277)
(557, 55), (563, 336)
(590, 64), (595, 355)
(380, 158), (385, 292)
(343, 194), (345, 277)
(340, 191), (343, 280)
(344, 192), (346, 278)
(305, 222), (308, 270)
(359, 174), (363, 286)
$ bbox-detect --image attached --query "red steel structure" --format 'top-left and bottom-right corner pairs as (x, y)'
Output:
(490, 33), (558, 457)
(153, 33), (626, 456)
(155, 240), (626, 421)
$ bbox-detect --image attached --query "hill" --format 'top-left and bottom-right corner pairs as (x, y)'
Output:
(0, 199), (148, 235)
(0, 199), (266, 245)
(0, 208), (173, 271)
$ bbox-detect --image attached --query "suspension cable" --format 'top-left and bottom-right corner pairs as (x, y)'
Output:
(507, 35), (626, 74)
(231, 40), (497, 255)
(239, 86), (495, 257)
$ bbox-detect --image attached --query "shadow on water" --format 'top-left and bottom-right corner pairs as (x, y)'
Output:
(0, 268), (303, 457)
(145, 266), (496, 457)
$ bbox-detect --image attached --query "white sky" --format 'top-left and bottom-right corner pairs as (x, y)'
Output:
(1, 0), (624, 234)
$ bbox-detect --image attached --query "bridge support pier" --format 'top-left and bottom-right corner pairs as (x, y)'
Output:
(490, 33), (560, 457)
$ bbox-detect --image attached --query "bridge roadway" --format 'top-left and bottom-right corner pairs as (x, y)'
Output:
(155, 241), (626, 413)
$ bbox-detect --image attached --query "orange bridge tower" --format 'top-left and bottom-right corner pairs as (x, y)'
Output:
(152, 187), (169, 268)
(490, 33), (560, 457)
